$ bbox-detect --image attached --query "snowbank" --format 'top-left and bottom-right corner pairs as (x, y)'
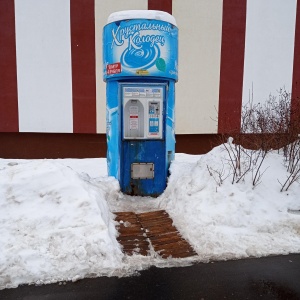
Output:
(107, 10), (177, 26)
(161, 146), (300, 260)
(0, 159), (122, 289)
(1, 144), (300, 290)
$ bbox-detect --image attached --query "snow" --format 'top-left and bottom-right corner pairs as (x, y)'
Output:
(1, 144), (300, 290)
(0, 159), (123, 289)
(107, 10), (177, 26)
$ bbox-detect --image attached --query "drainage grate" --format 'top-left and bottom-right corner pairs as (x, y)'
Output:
(114, 210), (197, 259)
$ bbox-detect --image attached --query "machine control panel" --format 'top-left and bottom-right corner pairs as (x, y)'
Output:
(123, 86), (163, 139)
(148, 101), (160, 136)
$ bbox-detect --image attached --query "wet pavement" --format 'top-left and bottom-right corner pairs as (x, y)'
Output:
(1, 254), (300, 300)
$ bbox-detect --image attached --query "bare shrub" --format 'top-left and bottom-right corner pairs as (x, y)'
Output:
(212, 87), (300, 190)
(222, 138), (253, 184)
(221, 87), (299, 188)
(206, 163), (230, 187)
(279, 136), (300, 192)
(221, 136), (268, 188)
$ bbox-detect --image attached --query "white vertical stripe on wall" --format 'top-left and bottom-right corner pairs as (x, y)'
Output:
(15, 0), (73, 133)
(242, 0), (297, 105)
(173, 0), (223, 134)
(95, 0), (148, 134)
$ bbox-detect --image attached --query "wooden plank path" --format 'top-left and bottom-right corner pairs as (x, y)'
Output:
(114, 210), (197, 259)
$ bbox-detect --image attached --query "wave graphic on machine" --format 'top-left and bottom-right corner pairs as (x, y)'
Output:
(120, 43), (160, 70)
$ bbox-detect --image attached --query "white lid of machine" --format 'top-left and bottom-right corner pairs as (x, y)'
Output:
(107, 10), (177, 26)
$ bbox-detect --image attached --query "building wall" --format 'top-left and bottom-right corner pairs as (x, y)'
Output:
(14, 0), (73, 133)
(0, 0), (300, 157)
(242, 0), (297, 107)
(173, 0), (223, 134)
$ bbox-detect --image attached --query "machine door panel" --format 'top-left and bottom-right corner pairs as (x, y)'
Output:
(121, 140), (166, 196)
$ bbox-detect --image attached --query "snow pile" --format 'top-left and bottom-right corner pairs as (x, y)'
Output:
(1, 144), (300, 290)
(0, 159), (122, 289)
(161, 145), (300, 260)
(107, 10), (177, 26)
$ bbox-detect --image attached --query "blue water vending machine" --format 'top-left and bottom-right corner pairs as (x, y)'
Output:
(103, 10), (178, 196)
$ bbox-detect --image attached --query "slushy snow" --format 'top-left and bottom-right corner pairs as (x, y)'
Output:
(1, 144), (300, 290)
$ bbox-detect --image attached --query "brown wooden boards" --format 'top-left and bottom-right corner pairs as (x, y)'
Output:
(114, 210), (197, 259)
(114, 212), (149, 256)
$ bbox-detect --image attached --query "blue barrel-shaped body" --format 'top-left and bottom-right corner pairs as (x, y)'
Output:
(103, 11), (178, 196)
(103, 13), (178, 81)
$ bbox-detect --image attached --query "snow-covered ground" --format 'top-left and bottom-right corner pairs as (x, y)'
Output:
(1, 143), (300, 290)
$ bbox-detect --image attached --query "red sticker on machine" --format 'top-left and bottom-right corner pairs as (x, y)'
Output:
(107, 62), (121, 75)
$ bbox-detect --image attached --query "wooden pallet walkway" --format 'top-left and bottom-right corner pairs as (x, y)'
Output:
(114, 210), (197, 259)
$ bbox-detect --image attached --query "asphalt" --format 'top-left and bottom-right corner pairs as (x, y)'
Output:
(1, 254), (300, 300)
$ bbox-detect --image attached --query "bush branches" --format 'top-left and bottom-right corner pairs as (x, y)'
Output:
(213, 87), (300, 191)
